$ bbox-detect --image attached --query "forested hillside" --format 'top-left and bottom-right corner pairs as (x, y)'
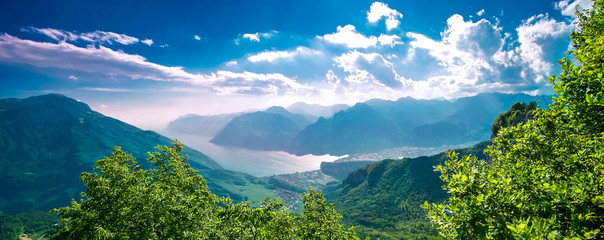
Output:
(424, 3), (604, 238)
(0, 94), (280, 214)
(333, 142), (489, 239)
(289, 93), (547, 155)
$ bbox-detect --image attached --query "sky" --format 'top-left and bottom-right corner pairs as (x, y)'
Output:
(0, 0), (594, 130)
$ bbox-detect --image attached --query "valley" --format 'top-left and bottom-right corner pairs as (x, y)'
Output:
(0, 93), (552, 239)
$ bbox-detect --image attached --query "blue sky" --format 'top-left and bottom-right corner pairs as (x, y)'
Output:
(0, 0), (593, 129)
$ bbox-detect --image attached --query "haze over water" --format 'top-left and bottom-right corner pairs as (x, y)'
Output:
(160, 131), (342, 176)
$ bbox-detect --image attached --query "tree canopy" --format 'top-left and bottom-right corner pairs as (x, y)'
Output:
(50, 141), (359, 239)
(424, 1), (604, 239)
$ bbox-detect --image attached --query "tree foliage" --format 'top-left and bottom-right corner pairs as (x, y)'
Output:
(50, 140), (359, 239)
(424, 1), (604, 239)
(490, 101), (537, 139)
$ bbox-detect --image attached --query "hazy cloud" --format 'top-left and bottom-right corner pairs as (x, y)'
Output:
(79, 87), (133, 92)
(23, 27), (150, 46)
(247, 47), (322, 63)
(0, 33), (314, 96)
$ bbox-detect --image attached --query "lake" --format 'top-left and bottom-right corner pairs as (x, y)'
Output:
(158, 130), (342, 177)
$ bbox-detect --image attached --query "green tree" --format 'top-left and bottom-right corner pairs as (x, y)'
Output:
(490, 101), (537, 139)
(423, 1), (604, 239)
(50, 140), (359, 239)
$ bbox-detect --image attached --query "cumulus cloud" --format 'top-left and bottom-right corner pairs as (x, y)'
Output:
(367, 2), (403, 31)
(377, 34), (403, 47)
(477, 9), (485, 16)
(0, 33), (314, 96)
(321, 25), (378, 48)
(334, 50), (406, 88)
(400, 12), (573, 97)
(247, 47), (322, 63)
(194, 35), (201, 40)
(515, 14), (572, 80)
(407, 15), (504, 83)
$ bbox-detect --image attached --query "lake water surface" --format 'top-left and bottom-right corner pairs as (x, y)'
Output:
(158, 130), (342, 177)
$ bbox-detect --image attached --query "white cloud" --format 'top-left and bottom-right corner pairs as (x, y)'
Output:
(25, 28), (79, 42)
(377, 34), (403, 47)
(0, 33), (314, 96)
(400, 12), (572, 98)
(68, 75), (78, 80)
(334, 50), (407, 88)
(407, 15), (504, 82)
(515, 14), (572, 80)
(240, 30), (278, 43)
(196, 71), (317, 95)
(242, 33), (260, 42)
(367, 2), (403, 31)
(477, 9), (485, 16)
(555, 0), (593, 17)
(141, 39), (153, 46)
(79, 87), (132, 92)
(321, 25), (378, 48)
(247, 47), (322, 63)
(23, 27), (150, 46)
(80, 31), (139, 45)
(194, 35), (201, 40)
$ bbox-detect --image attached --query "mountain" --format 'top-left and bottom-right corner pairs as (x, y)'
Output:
(0, 94), (278, 214)
(289, 103), (403, 155)
(166, 113), (239, 136)
(319, 161), (374, 180)
(264, 106), (313, 130)
(210, 108), (310, 151)
(289, 93), (550, 155)
(286, 102), (349, 118)
(332, 142), (489, 240)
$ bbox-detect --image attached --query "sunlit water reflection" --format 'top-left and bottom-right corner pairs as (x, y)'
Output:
(158, 130), (342, 177)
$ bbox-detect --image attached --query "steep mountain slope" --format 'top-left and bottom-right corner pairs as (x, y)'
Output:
(333, 142), (489, 240)
(0, 94), (277, 214)
(264, 106), (313, 130)
(290, 93), (549, 155)
(289, 103), (403, 155)
(210, 111), (301, 151)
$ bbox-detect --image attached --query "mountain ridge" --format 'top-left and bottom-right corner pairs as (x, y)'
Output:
(0, 94), (279, 214)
